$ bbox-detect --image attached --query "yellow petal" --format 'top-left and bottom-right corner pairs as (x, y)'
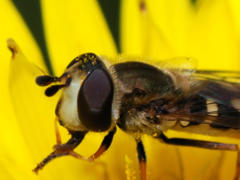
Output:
(228, 0), (240, 37)
(0, 39), (42, 179)
(186, 0), (240, 70)
(121, 0), (240, 70)
(9, 40), (107, 179)
(0, 1), (45, 178)
(0, 0), (45, 70)
(146, 0), (194, 56)
(41, 0), (118, 75)
(120, 0), (143, 56)
(120, 0), (194, 59)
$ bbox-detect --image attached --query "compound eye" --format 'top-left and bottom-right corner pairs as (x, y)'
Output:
(77, 68), (113, 131)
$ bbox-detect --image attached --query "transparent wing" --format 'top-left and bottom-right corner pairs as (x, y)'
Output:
(161, 70), (240, 129)
(191, 70), (240, 84)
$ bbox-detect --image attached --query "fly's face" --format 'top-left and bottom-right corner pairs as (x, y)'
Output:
(36, 53), (115, 132)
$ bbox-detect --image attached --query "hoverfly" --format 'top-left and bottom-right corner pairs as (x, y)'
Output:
(34, 53), (240, 180)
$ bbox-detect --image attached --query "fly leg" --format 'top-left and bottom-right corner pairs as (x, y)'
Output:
(136, 139), (147, 180)
(68, 127), (116, 180)
(53, 116), (88, 160)
(33, 131), (87, 173)
(88, 127), (117, 161)
(55, 116), (61, 145)
(64, 127), (116, 162)
(53, 117), (116, 162)
(157, 133), (239, 180)
(55, 112), (116, 162)
(33, 123), (116, 174)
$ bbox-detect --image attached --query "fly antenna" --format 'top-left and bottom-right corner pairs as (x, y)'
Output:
(45, 84), (65, 97)
(36, 75), (59, 86)
(43, 76), (72, 97)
